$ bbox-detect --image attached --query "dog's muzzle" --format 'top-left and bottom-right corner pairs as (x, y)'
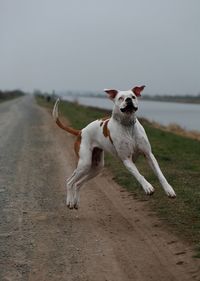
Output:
(120, 98), (138, 113)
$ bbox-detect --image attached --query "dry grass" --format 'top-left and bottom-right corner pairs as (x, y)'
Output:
(140, 118), (200, 141)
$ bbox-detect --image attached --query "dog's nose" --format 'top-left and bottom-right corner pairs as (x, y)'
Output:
(126, 97), (132, 103)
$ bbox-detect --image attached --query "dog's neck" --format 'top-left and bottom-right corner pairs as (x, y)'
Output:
(112, 108), (136, 127)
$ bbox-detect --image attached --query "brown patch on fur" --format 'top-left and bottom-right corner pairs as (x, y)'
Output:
(74, 132), (82, 158)
(99, 116), (110, 127)
(103, 119), (109, 137)
(102, 119), (113, 144)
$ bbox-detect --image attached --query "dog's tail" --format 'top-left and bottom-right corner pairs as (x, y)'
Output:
(52, 98), (80, 136)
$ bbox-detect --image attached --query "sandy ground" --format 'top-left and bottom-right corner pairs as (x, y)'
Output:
(0, 96), (199, 281)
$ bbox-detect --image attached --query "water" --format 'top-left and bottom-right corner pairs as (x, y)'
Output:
(63, 96), (200, 131)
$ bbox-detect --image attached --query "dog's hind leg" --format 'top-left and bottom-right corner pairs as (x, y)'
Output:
(66, 170), (76, 186)
(67, 148), (104, 209)
(65, 169), (77, 208)
(66, 149), (94, 208)
(73, 151), (104, 209)
(73, 169), (100, 209)
(66, 167), (90, 209)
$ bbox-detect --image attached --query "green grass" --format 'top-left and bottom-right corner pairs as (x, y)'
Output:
(37, 96), (200, 256)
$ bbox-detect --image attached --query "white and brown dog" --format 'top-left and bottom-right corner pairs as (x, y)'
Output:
(53, 86), (176, 209)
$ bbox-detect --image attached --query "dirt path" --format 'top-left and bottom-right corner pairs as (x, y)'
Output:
(0, 96), (199, 281)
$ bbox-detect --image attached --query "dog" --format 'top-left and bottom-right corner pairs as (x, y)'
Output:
(53, 86), (176, 209)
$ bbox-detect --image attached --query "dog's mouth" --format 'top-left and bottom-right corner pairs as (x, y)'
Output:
(120, 103), (138, 114)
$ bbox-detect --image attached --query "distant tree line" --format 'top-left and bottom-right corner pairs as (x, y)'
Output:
(0, 89), (25, 101)
(33, 90), (58, 103)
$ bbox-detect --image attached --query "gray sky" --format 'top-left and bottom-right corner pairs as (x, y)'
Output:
(0, 0), (200, 95)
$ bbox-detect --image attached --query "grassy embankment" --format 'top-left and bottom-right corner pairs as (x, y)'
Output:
(36, 96), (200, 257)
(0, 90), (25, 103)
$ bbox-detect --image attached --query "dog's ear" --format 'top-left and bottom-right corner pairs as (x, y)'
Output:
(132, 85), (145, 97)
(104, 89), (118, 100)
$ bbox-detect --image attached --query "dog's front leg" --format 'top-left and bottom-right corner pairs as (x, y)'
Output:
(145, 152), (176, 198)
(123, 159), (154, 195)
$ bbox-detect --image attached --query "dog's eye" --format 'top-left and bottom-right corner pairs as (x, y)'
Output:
(118, 97), (124, 101)
(132, 96), (136, 99)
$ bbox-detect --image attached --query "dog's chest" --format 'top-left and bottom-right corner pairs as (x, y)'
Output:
(112, 126), (138, 157)
(116, 136), (136, 155)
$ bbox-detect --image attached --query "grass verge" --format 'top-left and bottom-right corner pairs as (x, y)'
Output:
(36, 96), (200, 257)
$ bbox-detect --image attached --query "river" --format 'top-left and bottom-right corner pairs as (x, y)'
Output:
(63, 95), (200, 132)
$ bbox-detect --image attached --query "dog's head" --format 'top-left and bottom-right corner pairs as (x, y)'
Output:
(105, 86), (145, 121)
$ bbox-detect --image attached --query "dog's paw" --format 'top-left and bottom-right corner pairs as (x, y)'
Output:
(166, 188), (176, 198)
(73, 197), (79, 210)
(163, 184), (176, 198)
(74, 203), (79, 210)
(66, 202), (74, 209)
(144, 184), (155, 195)
(66, 198), (79, 210)
(66, 197), (75, 209)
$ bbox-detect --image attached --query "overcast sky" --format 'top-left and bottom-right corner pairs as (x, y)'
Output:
(0, 0), (199, 95)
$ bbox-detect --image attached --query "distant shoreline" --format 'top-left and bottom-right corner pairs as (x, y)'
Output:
(142, 95), (200, 105)
(63, 93), (200, 105)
